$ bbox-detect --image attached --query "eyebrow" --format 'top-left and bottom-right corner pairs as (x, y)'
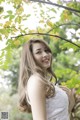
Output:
(36, 48), (41, 51)
(35, 47), (48, 51)
(33, 48), (41, 53)
(34, 48), (42, 51)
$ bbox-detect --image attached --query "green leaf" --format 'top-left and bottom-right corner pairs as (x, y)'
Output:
(26, 14), (31, 18)
(61, 42), (79, 51)
(16, 6), (24, 14)
(9, 15), (15, 20)
(0, 35), (2, 40)
(15, 16), (22, 23)
(0, 6), (4, 13)
(47, 21), (54, 28)
(4, 15), (9, 19)
(7, 10), (13, 14)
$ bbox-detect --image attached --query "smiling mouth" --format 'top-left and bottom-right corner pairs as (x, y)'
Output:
(42, 59), (50, 63)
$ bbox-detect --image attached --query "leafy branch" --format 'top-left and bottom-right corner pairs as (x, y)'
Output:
(29, 0), (80, 13)
(47, 22), (80, 33)
(11, 32), (80, 48)
(72, 11), (80, 17)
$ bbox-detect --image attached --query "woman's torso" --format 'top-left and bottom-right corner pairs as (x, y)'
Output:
(46, 85), (70, 120)
(26, 75), (70, 120)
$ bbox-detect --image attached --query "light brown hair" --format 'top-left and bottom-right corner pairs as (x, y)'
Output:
(18, 39), (57, 112)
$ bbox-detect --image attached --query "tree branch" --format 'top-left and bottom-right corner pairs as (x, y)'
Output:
(70, 32), (80, 39)
(47, 22), (80, 33)
(29, 0), (80, 13)
(11, 32), (80, 48)
(72, 11), (80, 17)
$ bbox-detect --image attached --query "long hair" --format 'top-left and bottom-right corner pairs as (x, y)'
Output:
(18, 39), (57, 112)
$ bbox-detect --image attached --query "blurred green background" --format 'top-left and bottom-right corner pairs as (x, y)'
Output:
(0, 0), (80, 119)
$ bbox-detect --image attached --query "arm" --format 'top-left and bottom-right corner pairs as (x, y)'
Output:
(27, 75), (46, 120)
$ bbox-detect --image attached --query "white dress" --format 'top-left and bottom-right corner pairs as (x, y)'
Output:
(26, 85), (70, 120)
(46, 85), (70, 120)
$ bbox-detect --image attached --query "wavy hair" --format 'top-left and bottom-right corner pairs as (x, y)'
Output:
(18, 39), (57, 112)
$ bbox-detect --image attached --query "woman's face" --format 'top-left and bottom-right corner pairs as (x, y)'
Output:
(32, 42), (52, 70)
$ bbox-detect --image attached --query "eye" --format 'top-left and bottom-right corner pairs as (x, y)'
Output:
(45, 49), (50, 53)
(36, 51), (42, 54)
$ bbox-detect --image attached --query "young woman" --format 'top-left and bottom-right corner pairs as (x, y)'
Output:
(18, 39), (75, 120)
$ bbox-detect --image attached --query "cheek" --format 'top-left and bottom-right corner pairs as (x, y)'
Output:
(50, 54), (52, 64)
(49, 53), (52, 59)
(33, 56), (42, 67)
(33, 55), (41, 63)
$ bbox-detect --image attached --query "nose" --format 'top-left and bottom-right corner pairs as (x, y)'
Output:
(42, 51), (48, 57)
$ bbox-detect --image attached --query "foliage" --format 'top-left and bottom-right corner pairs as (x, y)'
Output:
(3, 48), (21, 95)
(0, 87), (32, 120)
(0, 0), (80, 90)
(0, 0), (80, 119)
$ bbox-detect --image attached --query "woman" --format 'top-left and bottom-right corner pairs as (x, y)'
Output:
(18, 39), (75, 120)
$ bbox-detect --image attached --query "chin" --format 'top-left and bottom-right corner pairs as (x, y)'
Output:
(43, 65), (50, 70)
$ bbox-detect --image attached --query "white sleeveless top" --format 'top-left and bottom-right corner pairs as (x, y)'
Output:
(46, 85), (70, 120)
(26, 85), (70, 120)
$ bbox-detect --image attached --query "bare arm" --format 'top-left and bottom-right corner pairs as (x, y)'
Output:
(27, 75), (46, 120)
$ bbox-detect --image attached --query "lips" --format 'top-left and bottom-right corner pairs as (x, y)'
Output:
(42, 58), (50, 63)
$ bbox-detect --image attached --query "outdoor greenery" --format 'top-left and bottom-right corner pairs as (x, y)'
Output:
(0, 0), (80, 120)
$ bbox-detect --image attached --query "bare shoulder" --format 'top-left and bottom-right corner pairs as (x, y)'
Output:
(28, 73), (44, 86)
(27, 74), (45, 96)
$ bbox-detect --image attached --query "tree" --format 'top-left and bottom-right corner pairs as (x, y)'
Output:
(0, 0), (80, 93)
(0, 0), (80, 119)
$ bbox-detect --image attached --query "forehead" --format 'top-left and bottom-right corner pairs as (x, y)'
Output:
(32, 42), (48, 52)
